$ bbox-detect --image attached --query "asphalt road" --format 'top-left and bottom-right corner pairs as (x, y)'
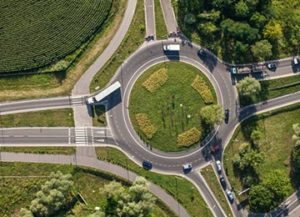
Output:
(145, 0), (155, 37)
(160, 0), (177, 33)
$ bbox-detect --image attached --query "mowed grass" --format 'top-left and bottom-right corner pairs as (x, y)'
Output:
(224, 103), (300, 203)
(0, 109), (74, 127)
(0, 162), (173, 217)
(0, 0), (127, 101)
(96, 147), (213, 217)
(93, 105), (107, 127)
(240, 75), (300, 107)
(154, 0), (168, 39)
(129, 62), (216, 152)
(200, 165), (233, 217)
(90, 0), (145, 91)
(0, 109), (75, 155)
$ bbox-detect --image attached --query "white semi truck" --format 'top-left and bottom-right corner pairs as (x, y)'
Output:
(163, 44), (180, 51)
(86, 81), (121, 104)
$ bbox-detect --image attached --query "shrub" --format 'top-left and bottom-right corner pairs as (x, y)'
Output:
(135, 113), (157, 139)
(191, 75), (214, 104)
(177, 127), (201, 147)
(142, 68), (168, 92)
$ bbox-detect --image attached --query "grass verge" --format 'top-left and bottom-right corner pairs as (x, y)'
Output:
(0, 0), (127, 101)
(96, 147), (213, 217)
(0, 162), (173, 217)
(200, 165), (233, 217)
(90, 0), (145, 91)
(93, 105), (107, 127)
(129, 62), (216, 152)
(0, 109), (74, 127)
(240, 75), (300, 107)
(224, 102), (300, 205)
(154, 0), (168, 39)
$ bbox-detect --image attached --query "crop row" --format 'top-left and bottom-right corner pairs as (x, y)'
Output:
(0, 0), (112, 73)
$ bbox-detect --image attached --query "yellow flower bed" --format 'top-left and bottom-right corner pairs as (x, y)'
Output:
(191, 75), (214, 104)
(142, 68), (168, 92)
(177, 127), (201, 147)
(135, 113), (157, 139)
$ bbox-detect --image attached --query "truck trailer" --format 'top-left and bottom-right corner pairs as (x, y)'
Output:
(86, 81), (121, 104)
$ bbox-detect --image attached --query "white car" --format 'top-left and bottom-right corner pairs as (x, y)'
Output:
(182, 163), (192, 173)
(216, 160), (221, 173)
(226, 189), (234, 203)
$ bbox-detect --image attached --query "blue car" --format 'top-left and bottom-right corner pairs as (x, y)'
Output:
(142, 160), (152, 170)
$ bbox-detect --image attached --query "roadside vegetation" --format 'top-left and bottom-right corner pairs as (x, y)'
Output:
(0, 109), (74, 127)
(154, 0), (168, 39)
(96, 147), (213, 217)
(129, 62), (217, 152)
(239, 75), (300, 107)
(224, 103), (300, 212)
(200, 165), (233, 217)
(90, 0), (145, 91)
(93, 105), (107, 127)
(0, 0), (127, 101)
(175, 0), (300, 63)
(0, 163), (173, 217)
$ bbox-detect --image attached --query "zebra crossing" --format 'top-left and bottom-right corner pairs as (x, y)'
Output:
(75, 127), (87, 146)
(71, 96), (85, 106)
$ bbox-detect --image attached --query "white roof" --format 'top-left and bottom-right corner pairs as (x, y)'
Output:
(94, 81), (121, 102)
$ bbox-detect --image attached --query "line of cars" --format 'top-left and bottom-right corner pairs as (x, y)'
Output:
(215, 160), (234, 203)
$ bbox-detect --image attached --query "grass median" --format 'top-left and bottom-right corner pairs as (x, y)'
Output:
(240, 75), (300, 107)
(0, 162), (174, 217)
(201, 165), (233, 217)
(154, 0), (168, 39)
(96, 147), (213, 217)
(90, 0), (145, 92)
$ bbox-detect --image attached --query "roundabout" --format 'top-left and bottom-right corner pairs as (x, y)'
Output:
(129, 62), (217, 152)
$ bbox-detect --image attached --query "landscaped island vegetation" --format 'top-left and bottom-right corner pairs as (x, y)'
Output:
(129, 62), (219, 152)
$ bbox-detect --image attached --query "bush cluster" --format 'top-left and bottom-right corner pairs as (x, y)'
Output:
(177, 127), (201, 147)
(191, 75), (214, 104)
(135, 113), (157, 139)
(142, 68), (168, 92)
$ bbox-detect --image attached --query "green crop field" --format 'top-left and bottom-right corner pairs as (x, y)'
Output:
(0, 0), (112, 73)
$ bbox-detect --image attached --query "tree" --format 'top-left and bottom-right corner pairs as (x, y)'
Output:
(263, 20), (283, 41)
(237, 76), (261, 96)
(235, 0), (249, 17)
(198, 22), (218, 36)
(249, 184), (274, 212)
(263, 170), (292, 202)
(103, 177), (155, 217)
(29, 171), (73, 217)
(250, 12), (267, 29)
(292, 123), (300, 147)
(251, 40), (273, 61)
(20, 208), (34, 217)
(200, 105), (224, 126)
(250, 128), (263, 147)
(249, 170), (292, 212)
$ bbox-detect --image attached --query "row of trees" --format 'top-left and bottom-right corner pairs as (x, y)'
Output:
(89, 177), (155, 217)
(20, 173), (155, 217)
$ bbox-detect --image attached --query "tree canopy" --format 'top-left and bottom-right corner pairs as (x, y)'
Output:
(237, 76), (261, 96)
(200, 104), (224, 126)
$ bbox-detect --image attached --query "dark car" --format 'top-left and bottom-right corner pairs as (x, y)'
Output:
(224, 109), (229, 124)
(219, 175), (226, 189)
(266, 62), (277, 71)
(197, 48), (206, 58)
(182, 163), (192, 174)
(142, 160), (152, 170)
